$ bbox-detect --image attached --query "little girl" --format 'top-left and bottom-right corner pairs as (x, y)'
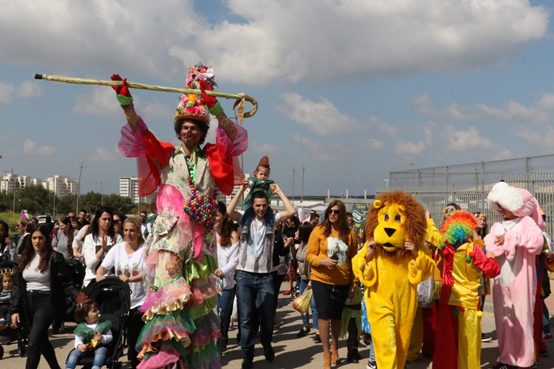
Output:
(0, 269), (14, 328)
(66, 293), (113, 369)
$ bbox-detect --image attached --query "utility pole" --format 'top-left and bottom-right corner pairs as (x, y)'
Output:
(292, 167), (295, 202)
(76, 162), (88, 214)
(301, 165), (305, 203)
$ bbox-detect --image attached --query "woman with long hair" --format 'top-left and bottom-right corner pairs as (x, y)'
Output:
(213, 202), (240, 354)
(9, 224), (78, 369)
(283, 216), (300, 295)
(52, 217), (77, 260)
(97, 217), (146, 369)
(306, 200), (359, 369)
(296, 223), (319, 338)
(112, 212), (127, 237)
(82, 207), (122, 287)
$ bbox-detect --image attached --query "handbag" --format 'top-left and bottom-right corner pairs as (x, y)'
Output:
(292, 288), (313, 314)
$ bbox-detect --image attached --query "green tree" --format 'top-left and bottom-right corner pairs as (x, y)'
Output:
(79, 192), (103, 214)
(0, 191), (12, 213)
(56, 195), (77, 215)
(104, 194), (135, 214)
(18, 185), (55, 214)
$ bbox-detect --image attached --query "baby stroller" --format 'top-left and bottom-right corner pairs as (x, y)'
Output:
(64, 258), (86, 323)
(67, 277), (131, 369)
(0, 256), (25, 360)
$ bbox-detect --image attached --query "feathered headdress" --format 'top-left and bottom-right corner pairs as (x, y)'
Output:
(175, 63), (217, 125)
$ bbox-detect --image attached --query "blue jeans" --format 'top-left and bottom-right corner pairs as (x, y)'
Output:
(236, 271), (275, 359)
(299, 279), (319, 328)
(216, 286), (236, 352)
(369, 334), (376, 362)
(66, 346), (108, 369)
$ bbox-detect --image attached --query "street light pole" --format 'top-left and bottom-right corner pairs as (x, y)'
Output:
(76, 162), (88, 214)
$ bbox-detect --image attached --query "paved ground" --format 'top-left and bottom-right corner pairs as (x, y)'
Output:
(3, 290), (554, 369)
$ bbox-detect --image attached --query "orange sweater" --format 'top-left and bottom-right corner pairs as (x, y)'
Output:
(306, 226), (358, 286)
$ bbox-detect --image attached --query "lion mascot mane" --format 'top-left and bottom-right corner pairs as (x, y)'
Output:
(353, 190), (434, 369)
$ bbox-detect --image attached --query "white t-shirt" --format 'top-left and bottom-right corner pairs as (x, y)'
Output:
(23, 253), (51, 292)
(101, 242), (147, 309)
(82, 233), (122, 287)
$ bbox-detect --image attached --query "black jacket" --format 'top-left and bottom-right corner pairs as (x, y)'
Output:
(272, 230), (288, 267)
(9, 251), (79, 323)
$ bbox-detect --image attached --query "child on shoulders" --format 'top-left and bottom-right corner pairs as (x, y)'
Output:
(241, 156), (276, 236)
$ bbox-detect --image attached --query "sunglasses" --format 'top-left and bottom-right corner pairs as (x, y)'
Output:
(329, 209), (340, 215)
(113, 220), (121, 224)
(139, 215), (146, 218)
(443, 206), (456, 214)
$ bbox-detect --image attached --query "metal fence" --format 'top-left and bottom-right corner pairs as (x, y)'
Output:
(377, 155), (554, 236)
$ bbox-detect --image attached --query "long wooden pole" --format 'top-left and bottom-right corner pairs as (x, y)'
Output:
(35, 73), (258, 119)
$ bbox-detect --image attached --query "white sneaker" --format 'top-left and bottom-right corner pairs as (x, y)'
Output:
(366, 360), (377, 369)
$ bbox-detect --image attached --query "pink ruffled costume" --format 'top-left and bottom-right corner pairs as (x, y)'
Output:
(484, 184), (545, 368)
(118, 102), (247, 369)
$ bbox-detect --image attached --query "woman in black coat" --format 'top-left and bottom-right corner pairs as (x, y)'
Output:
(9, 224), (79, 369)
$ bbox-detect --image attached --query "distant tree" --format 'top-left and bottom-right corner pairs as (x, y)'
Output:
(17, 185), (55, 214)
(104, 194), (135, 214)
(79, 191), (103, 214)
(0, 191), (12, 213)
(57, 195), (77, 215)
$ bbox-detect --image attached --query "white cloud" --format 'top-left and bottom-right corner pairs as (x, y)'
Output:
(0, 1), (547, 85)
(23, 138), (57, 156)
(275, 93), (363, 135)
(444, 125), (512, 160)
(362, 139), (384, 150)
(88, 147), (116, 162)
(0, 81), (14, 104)
(292, 134), (349, 162)
(250, 142), (280, 154)
(72, 87), (121, 118)
(369, 116), (397, 138)
(395, 140), (426, 158)
(415, 92), (554, 124)
(512, 124), (554, 153)
(17, 80), (45, 99)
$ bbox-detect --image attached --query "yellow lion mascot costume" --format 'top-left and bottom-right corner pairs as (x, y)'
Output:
(353, 191), (434, 369)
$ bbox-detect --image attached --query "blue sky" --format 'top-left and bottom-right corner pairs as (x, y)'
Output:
(1, 0), (553, 197)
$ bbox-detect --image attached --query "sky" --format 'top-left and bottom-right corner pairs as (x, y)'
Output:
(1, 0), (554, 197)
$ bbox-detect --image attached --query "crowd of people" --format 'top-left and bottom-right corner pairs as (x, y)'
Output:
(1, 64), (553, 369)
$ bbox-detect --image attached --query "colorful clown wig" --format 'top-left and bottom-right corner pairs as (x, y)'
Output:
(440, 210), (477, 246)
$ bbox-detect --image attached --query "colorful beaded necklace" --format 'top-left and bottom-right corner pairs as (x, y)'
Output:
(180, 145), (218, 230)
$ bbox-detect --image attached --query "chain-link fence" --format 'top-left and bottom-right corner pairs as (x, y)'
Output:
(377, 155), (554, 236)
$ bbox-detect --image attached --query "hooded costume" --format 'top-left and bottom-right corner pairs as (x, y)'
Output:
(484, 183), (545, 368)
(352, 191), (434, 369)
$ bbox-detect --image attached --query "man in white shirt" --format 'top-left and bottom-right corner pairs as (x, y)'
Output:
(227, 183), (296, 369)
